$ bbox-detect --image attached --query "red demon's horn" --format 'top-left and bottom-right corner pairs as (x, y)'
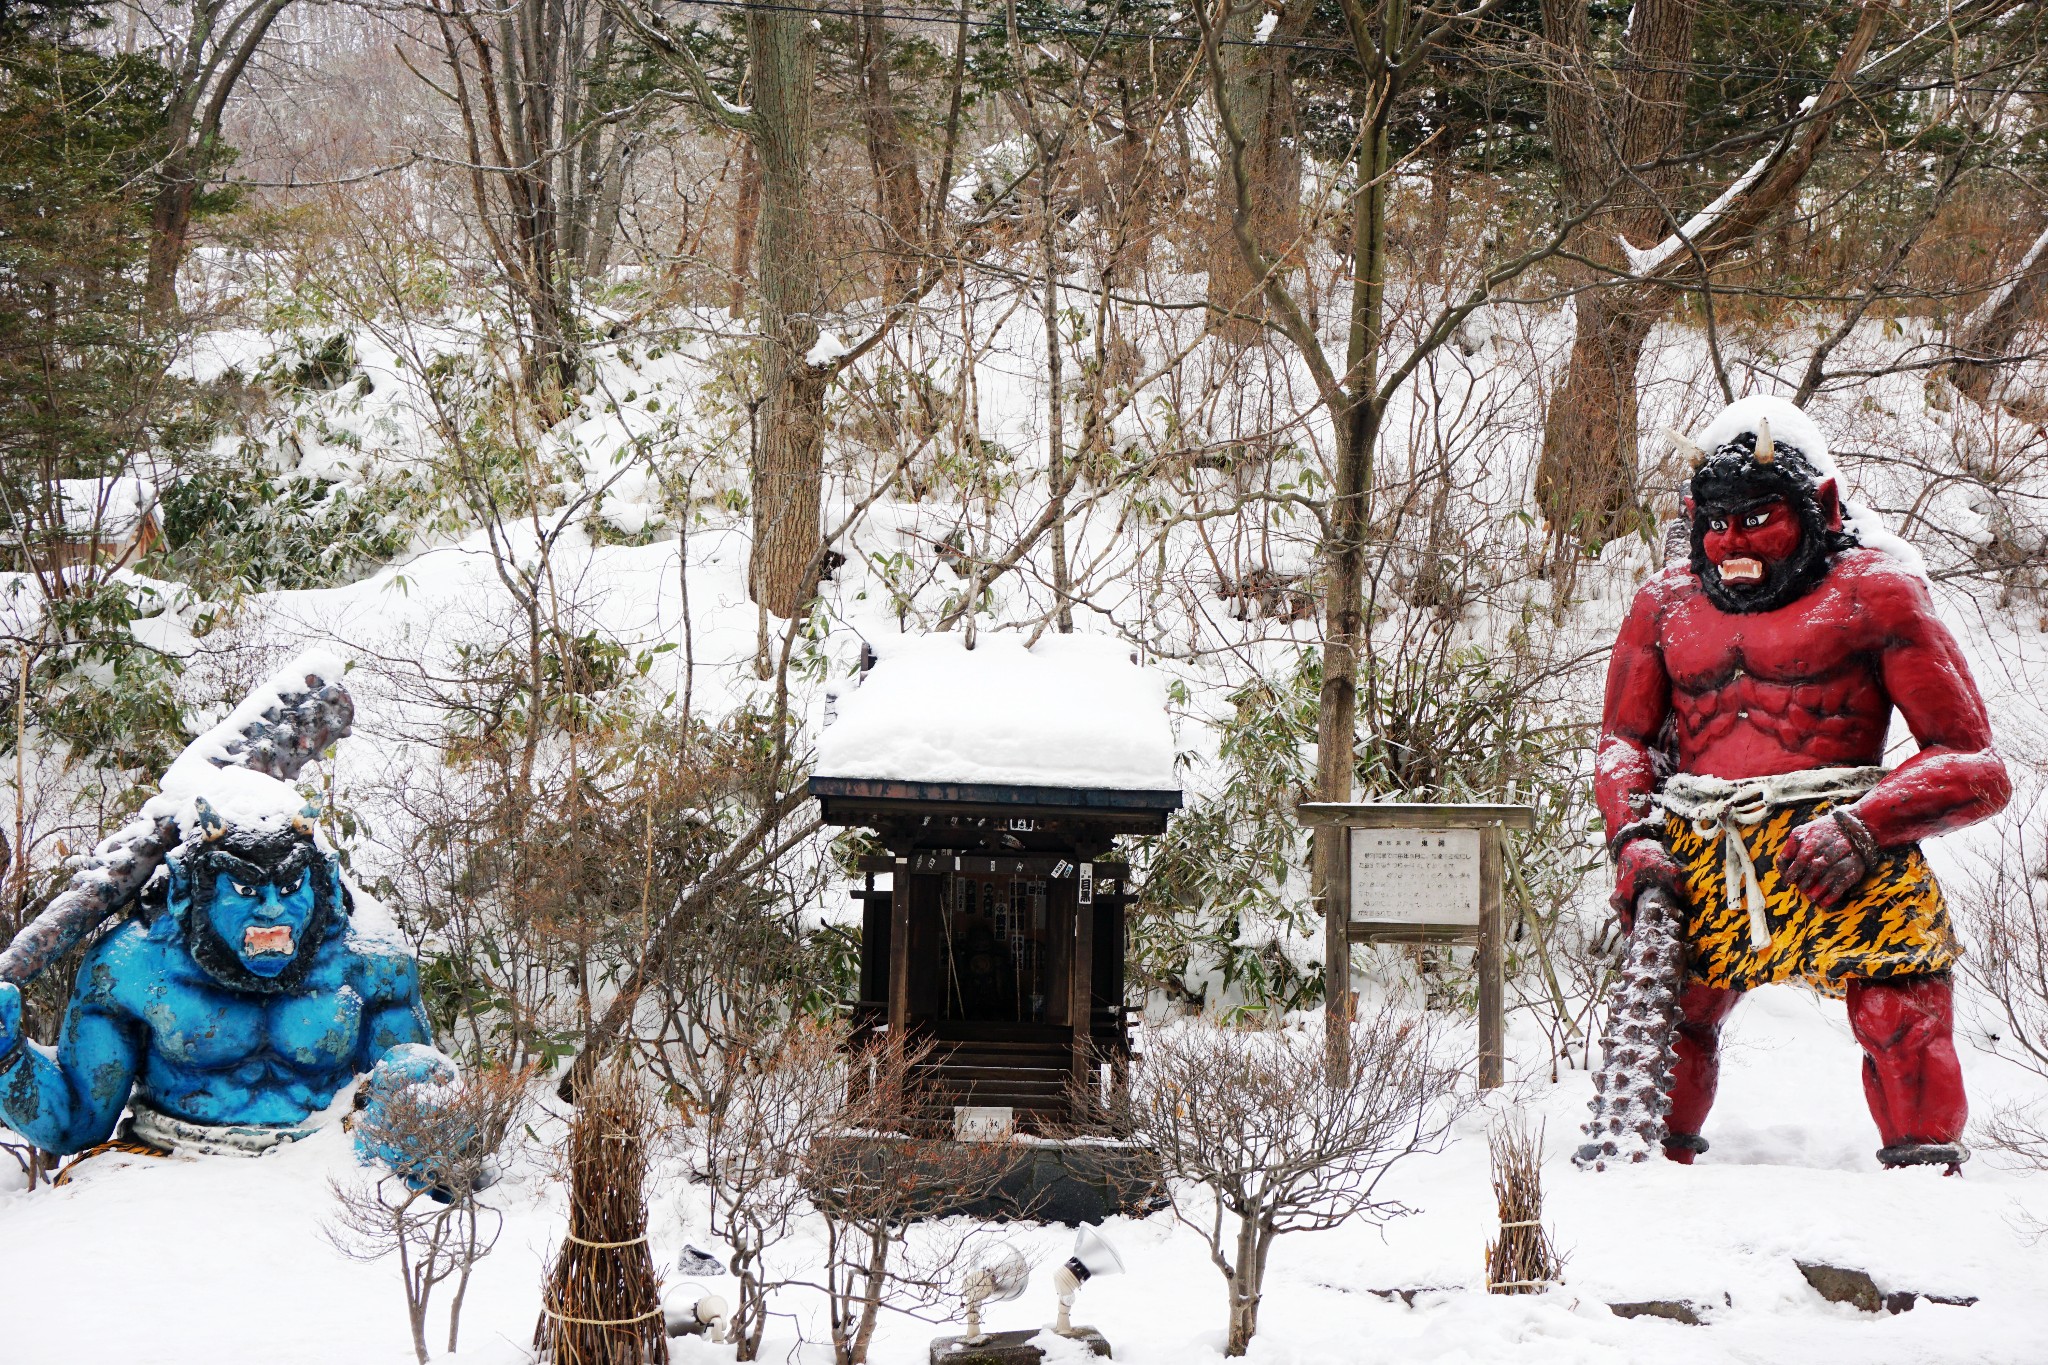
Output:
(1755, 417), (1775, 465)
(1665, 427), (1707, 469)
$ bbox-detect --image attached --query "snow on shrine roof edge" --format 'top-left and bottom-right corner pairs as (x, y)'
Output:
(811, 631), (1182, 794)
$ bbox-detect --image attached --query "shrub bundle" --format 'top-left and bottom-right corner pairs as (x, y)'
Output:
(1485, 1119), (1562, 1295)
(535, 1072), (667, 1364)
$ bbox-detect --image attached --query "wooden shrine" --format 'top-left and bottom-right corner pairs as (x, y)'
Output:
(811, 778), (1181, 1133)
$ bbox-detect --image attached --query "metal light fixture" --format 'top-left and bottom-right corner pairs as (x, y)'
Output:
(661, 1281), (731, 1341)
(1052, 1226), (1124, 1336)
(959, 1242), (1031, 1343)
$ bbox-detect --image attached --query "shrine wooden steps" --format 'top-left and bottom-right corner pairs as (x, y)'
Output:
(910, 1037), (1075, 1127)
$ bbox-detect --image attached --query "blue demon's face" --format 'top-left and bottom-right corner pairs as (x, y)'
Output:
(204, 864), (319, 979)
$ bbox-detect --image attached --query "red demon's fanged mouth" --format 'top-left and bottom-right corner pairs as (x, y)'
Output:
(244, 925), (294, 956)
(1719, 557), (1765, 583)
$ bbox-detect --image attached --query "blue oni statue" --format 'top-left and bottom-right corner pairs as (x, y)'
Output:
(0, 653), (456, 1169)
(0, 820), (432, 1156)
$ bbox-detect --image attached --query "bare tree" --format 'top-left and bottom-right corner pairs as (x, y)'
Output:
(1193, 0), (1581, 1066)
(328, 1066), (530, 1364)
(1530, 0), (1699, 552)
(1203, 0), (1313, 343)
(605, 0), (828, 618)
(1961, 790), (2048, 1082)
(124, 0), (299, 311)
(701, 1019), (844, 1360)
(1950, 214), (2048, 415)
(1956, 790), (2048, 1196)
(1534, 0), (2026, 550)
(800, 1034), (1017, 1365)
(1116, 1012), (1462, 1355)
(856, 0), (926, 297)
(415, 0), (637, 401)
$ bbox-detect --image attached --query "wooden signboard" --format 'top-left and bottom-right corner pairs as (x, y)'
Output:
(1296, 803), (1536, 1089)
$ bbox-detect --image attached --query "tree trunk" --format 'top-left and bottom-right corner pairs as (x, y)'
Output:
(858, 0), (924, 297)
(1314, 0), (1397, 1077)
(447, 1203), (475, 1352)
(144, 171), (196, 315)
(1534, 0), (1698, 551)
(1951, 217), (2048, 407)
(746, 0), (825, 620)
(1533, 289), (1657, 550)
(731, 136), (762, 317)
(1041, 152), (1074, 632)
(846, 1229), (889, 1364)
(1204, 0), (1310, 343)
(400, 1236), (431, 1365)
(509, 0), (577, 398)
(141, 0), (297, 315)
(1224, 1216), (1263, 1355)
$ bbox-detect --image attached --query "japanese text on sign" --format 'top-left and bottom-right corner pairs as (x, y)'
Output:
(1349, 828), (1482, 926)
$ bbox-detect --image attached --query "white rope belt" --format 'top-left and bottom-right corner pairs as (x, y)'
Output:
(1653, 766), (1887, 951)
(125, 1099), (320, 1157)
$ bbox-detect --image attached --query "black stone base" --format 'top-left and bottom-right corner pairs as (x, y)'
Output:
(1876, 1141), (1969, 1169)
(930, 1327), (1113, 1364)
(814, 1136), (1163, 1225)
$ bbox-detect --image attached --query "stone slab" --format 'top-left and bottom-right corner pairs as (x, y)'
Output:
(1796, 1260), (1979, 1316)
(929, 1327), (1112, 1364)
(1609, 1300), (1707, 1325)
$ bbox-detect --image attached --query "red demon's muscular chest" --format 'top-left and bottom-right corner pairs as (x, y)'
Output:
(1655, 571), (1892, 776)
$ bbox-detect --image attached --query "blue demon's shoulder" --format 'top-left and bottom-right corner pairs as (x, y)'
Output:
(73, 918), (165, 1014)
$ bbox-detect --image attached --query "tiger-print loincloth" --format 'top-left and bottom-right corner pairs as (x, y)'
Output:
(1662, 799), (1957, 993)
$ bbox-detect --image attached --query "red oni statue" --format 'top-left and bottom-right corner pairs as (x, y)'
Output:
(1597, 395), (2011, 1170)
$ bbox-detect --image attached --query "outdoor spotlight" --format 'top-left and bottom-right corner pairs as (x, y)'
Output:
(1052, 1226), (1124, 1336)
(959, 1242), (1031, 1344)
(661, 1281), (731, 1341)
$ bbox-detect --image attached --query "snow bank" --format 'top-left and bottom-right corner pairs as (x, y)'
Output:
(815, 633), (1179, 792)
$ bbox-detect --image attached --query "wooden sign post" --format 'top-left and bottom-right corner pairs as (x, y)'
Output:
(1296, 803), (1536, 1089)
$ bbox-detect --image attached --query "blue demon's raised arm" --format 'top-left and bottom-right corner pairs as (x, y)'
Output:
(0, 937), (148, 1154)
(352, 939), (432, 1073)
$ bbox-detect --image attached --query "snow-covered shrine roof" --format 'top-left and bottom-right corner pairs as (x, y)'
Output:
(56, 476), (159, 538)
(812, 632), (1181, 804)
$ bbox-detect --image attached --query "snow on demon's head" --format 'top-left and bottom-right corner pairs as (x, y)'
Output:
(1695, 395), (1836, 480)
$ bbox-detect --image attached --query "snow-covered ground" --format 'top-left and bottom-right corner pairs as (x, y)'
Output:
(10, 283), (2048, 1362)
(7, 983), (2048, 1365)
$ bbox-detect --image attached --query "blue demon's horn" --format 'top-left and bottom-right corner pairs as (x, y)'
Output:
(193, 797), (227, 841)
(291, 802), (320, 835)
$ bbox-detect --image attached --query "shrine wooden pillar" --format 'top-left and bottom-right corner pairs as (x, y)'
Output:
(888, 853), (911, 1040)
(1070, 862), (1095, 1104)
